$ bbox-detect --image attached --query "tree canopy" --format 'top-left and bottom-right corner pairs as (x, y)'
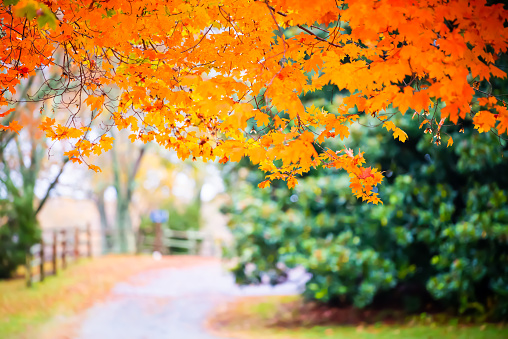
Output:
(1, 0), (507, 203)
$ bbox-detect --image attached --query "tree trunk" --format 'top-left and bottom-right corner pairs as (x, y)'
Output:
(115, 195), (132, 253)
(94, 189), (111, 254)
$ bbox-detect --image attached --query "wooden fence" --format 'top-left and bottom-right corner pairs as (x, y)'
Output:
(138, 226), (205, 255)
(26, 225), (92, 287)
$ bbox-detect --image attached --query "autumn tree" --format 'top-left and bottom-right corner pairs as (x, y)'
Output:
(88, 130), (145, 253)
(0, 77), (68, 278)
(1, 0), (507, 202)
(135, 150), (206, 231)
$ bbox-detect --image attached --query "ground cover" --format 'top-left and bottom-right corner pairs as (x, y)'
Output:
(0, 255), (213, 338)
(209, 296), (508, 339)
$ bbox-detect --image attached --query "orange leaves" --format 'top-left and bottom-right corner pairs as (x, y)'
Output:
(218, 140), (246, 163)
(358, 167), (374, 180)
(0, 108), (15, 118)
(88, 164), (102, 173)
(287, 176), (298, 189)
(3, 0), (508, 203)
(224, 103), (255, 131)
(321, 147), (383, 204)
(472, 96), (508, 136)
(473, 111), (497, 133)
(392, 87), (414, 115)
(382, 121), (396, 132)
(478, 96), (499, 107)
(0, 120), (23, 134)
(93, 135), (114, 155)
(255, 112), (270, 127)
(383, 121), (407, 143)
(496, 106), (508, 135)
(39, 117), (55, 132)
(85, 95), (105, 113)
(64, 149), (81, 163)
(258, 180), (271, 189)
(303, 54), (324, 73)
(249, 147), (266, 165)
(229, 147), (245, 162)
(55, 125), (84, 139)
(410, 91), (431, 114)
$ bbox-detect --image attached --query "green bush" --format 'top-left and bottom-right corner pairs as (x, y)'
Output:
(164, 201), (201, 231)
(0, 194), (40, 278)
(224, 117), (508, 319)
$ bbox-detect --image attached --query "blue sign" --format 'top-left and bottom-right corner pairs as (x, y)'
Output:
(150, 210), (169, 223)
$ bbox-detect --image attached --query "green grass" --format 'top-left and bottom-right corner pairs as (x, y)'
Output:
(247, 324), (508, 339)
(209, 296), (508, 339)
(0, 259), (91, 338)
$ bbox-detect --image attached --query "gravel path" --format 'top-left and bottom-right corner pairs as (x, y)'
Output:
(74, 259), (304, 339)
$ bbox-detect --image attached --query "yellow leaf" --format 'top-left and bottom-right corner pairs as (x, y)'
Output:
(88, 164), (102, 173)
(447, 136), (453, 147)
(393, 128), (408, 142)
(383, 120), (397, 132)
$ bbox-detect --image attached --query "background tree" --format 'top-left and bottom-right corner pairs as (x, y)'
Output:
(0, 78), (68, 278)
(89, 130), (146, 253)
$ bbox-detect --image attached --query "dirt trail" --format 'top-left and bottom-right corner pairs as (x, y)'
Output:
(57, 258), (302, 339)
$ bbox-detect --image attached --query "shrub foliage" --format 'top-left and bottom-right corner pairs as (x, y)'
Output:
(224, 117), (508, 319)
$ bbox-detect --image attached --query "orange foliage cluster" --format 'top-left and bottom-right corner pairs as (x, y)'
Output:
(1, 0), (507, 203)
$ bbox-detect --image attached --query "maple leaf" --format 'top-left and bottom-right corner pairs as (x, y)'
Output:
(88, 164), (102, 173)
(393, 128), (408, 142)
(4, 120), (23, 134)
(128, 134), (137, 143)
(99, 135), (114, 153)
(358, 167), (374, 179)
(64, 149), (82, 163)
(255, 112), (270, 126)
(447, 136), (453, 147)
(473, 111), (497, 133)
(497, 112), (508, 135)
(39, 117), (55, 131)
(343, 146), (354, 158)
(85, 95), (105, 112)
(229, 147), (245, 162)
(258, 180), (271, 189)
(249, 147), (265, 165)
(383, 121), (397, 132)
(287, 176), (298, 189)
(0, 108), (15, 118)
(349, 182), (363, 193)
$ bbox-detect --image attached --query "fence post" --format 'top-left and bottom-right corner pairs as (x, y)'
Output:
(86, 223), (92, 258)
(61, 229), (67, 270)
(154, 222), (163, 254)
(74, 228), (80, 259)
(25, 250), (32, 287)
(40, 238), (45, 282)
(52, 230), (58, 275)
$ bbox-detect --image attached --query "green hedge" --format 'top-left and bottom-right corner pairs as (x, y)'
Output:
(223, 118), (508, 319)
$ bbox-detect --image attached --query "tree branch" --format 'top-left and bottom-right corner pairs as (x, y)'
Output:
(126, 145), (146, 202)
(34, 157), (70, 216)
